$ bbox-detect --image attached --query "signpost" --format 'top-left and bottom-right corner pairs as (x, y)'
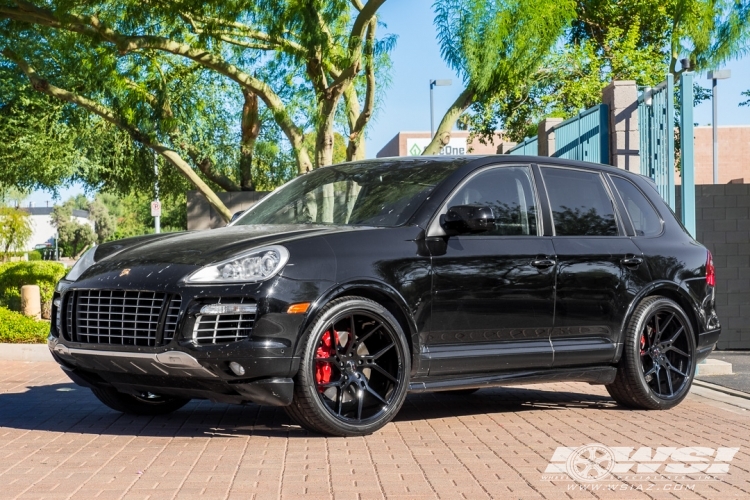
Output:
(153, 153), (160, 234)
(151, 200), (161, 234)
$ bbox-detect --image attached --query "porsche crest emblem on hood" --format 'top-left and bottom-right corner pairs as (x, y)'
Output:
(119, 268), (131, 277)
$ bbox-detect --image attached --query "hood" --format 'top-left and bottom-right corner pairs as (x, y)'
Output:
(93, 224), (373, 267)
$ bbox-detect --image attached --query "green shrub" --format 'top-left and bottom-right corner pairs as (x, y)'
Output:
(0, 307), (50, 343)
(27, 250), (42, 261)
(0, 261), (67, 317)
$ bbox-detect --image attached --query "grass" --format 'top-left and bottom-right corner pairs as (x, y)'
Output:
(0, 307), (50, 343)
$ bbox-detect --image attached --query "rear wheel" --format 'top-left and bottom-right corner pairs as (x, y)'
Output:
(606, 296), (696, 410)
(91, 387), (190, 415)
(285, 297), (411, 436)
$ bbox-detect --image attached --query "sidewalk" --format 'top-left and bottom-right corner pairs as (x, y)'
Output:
(2, 359), (750, 499)
(698, 350), (750, 393)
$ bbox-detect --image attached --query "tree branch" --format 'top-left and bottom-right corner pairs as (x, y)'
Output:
(0, 1), (313, 174)
(1, 48), (233, 221)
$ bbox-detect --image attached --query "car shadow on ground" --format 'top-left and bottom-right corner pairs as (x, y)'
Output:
(0, 382), (620, 438)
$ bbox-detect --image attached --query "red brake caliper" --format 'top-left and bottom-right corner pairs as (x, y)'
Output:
(315, 330), (338, 390)
(640, 333), (647, 356)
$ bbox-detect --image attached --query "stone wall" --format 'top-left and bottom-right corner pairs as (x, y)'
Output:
(187, 191), (268, 230)
(676, 184), (750, 349)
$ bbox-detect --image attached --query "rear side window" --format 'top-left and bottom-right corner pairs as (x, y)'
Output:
(540, 167), (618, 236)
(611, 176), (662, 236)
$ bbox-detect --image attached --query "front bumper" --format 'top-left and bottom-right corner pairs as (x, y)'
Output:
(48, 274), (330, 406)
(49, 337), (300, 406)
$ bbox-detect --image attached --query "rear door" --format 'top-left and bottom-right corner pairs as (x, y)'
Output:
(538, 165), (651, 367)
(427, 165), (556, 375)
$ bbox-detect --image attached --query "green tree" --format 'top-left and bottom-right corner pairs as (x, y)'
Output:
(51, 201), (96, 257)
(0, 1), (393, 222)
(473, 0), (750, 140)
(0, 206), (32, 257)
(422, 0), (576, 154)
(88, 196), (115, 243)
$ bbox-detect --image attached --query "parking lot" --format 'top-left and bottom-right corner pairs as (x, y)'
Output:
(2, 360), (750, 499)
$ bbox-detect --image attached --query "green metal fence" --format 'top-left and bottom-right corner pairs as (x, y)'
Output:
(551, 104), (609, 163)
(506, 136), (538, 155)
(638, 75), (675, 210)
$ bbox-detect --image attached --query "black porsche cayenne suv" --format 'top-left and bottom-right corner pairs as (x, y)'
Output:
(49, 156), (720, 436)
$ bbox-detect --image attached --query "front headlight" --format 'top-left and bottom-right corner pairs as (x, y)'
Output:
(185, 245), (290, 283)
(65, 246), (97, 281)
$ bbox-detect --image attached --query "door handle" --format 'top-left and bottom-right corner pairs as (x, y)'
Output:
(621, 255), (643, 268)
(531, 258), (556, 269)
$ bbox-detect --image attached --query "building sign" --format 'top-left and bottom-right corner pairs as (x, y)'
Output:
(406, 137), (467, 156)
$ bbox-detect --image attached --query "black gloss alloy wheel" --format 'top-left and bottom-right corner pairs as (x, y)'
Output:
(286, 297), (410, 436)
(606, 296), (696, 410)
(639, 307), (693, 398)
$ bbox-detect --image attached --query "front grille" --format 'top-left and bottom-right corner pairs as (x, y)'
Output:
(163, 296), (182, 343)
(193, 299), (256, 345)
(74, 290), (167, 347)
(65, 294), (74, 342)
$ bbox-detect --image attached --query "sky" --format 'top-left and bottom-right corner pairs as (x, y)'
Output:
(23, 0), (750, 206)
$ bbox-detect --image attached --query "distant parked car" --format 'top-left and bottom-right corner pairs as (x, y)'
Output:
(48, 156), (720, 436)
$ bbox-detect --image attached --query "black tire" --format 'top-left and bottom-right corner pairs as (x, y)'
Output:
(91, 387), (190, 415)
(285, 296), (411, 436)
(606, 296), (696, 410)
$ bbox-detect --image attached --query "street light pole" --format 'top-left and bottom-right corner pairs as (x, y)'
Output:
(707, 69), (731, 184)
(429, 79), (452, 139)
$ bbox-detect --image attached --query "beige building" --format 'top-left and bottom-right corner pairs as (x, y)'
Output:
(376, 131), (507, 158)
(686, 125), (750, 184)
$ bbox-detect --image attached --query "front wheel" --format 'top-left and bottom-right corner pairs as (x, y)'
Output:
(91, 387), (190, 415)
(285, 297), (411, 436)
(606, 296), (696, 410)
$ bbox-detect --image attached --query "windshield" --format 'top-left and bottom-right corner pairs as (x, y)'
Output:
(235, 158), (468, 227)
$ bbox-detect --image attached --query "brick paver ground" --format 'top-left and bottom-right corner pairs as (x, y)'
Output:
(1, 360), (749, 499)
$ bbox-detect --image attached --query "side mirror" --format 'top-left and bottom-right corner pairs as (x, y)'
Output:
(440, 205), (495, 236)
(228, 210), (246, 225)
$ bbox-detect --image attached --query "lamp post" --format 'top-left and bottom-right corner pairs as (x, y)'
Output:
(707, 69), (731, 184)
(430, 79), (452, 139)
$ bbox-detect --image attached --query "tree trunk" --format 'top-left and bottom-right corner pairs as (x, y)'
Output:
(315, 98), (338, 168)
(315, 97), (339, 222)
(240, 89), (260, 191)
(421, 87), (476, 156)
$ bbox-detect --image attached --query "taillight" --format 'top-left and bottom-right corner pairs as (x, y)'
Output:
(706, 250), (715, 287)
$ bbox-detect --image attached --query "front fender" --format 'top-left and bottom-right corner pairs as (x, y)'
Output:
(292, 279), (420, 370)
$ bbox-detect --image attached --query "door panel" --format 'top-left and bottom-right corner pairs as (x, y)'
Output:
(426, 165), (555, 375)
(428, 237), (556, 374)
(551, 237), (650, 366)
(539, 166), (651, 367)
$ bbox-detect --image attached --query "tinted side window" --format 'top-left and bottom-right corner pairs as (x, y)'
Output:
(541, 167), (618, 236)
(446, 166), (538, 236)
(612, 176), (662, 236)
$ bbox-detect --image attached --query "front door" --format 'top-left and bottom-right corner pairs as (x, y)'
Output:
(427, 165), (556, 375)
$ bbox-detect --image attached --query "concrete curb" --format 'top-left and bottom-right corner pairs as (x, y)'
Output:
(693, 379), (750, 401)
(0, 343), (52, 362)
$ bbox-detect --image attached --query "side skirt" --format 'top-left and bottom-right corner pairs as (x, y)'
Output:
(408, 366), (617, 393)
